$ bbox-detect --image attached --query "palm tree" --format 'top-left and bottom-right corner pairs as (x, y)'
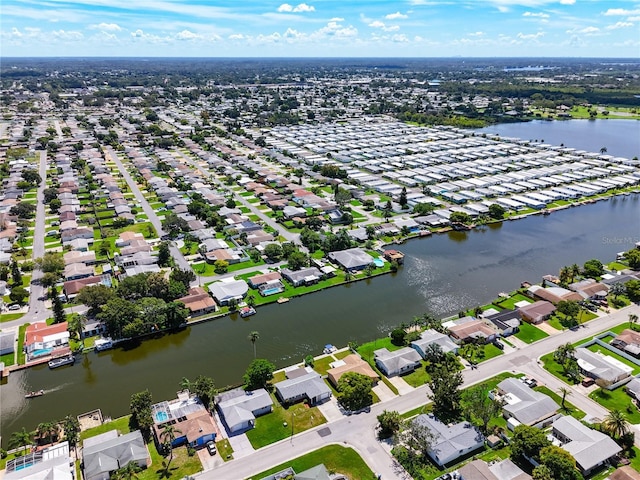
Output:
(628, 313), (639, 330)
(600, 146), (608, 155)
(113, 461), (141, 480)
(159, 423), (182, 472)
(570, 263), (581, 283)
(179, 377), (192, 391)
(558, 387), (572, 411)
(248, 331), (259, 358)
(601, 409), (630, 439)
(9, 428), (32, 455)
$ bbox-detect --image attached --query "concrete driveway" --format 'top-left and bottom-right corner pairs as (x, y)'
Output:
(227, 433), (255, 459)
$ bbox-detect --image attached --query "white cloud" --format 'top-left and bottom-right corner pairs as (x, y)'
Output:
(228, 33), (245, 40)
(523, 12), (549, 18)
(385, 12), (408, 20)
(90, 22), (121, 31)
(277, 3), (315, 13)
(368, 20), (399, 32)
(566, 26), (600, 35)
(606, 21), (634, 30)
(517, 31), (545, 39)
(468, 31), (484, 36)
(52, 30), (84, 40)
(174, 29), (200, 40)
(559, 0), (575, 4)
(627, 16), (640, 22)
(392, 34), (409, 42)
(603, 8), (640, 16)
(329, 17), (344, 22)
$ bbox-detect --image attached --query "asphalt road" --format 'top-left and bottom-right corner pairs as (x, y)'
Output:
(197, 303), (640, 480)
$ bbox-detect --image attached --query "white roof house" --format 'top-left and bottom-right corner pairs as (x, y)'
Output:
(575, 348), (633, 386)
(552, 415), (622, 475)
(410, 329), (458, 358)
(493, 378), (559, 428)
(217, 388), (273, 433)
(208, 279), (249, 306)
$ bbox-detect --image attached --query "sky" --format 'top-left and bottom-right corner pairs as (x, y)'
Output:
(1, 0), (639, 57)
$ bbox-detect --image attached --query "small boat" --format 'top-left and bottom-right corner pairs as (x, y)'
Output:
(48, 354), (75, 369)
(239, 306), (256, 318)
(323, 344), (337, 355)
(94, 338), (113, 352)
(276, 297), (290, 304)
(542, 209), (550, 216)
(25, 390), (45, 398)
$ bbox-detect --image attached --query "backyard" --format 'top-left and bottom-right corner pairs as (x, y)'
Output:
(247, 444), (374, 480)
(245, 394), (327, 449)
(589, 387), (640, 424)
(514, 322), (549, 344)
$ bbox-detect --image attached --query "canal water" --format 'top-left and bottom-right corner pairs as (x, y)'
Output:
(1, 120), (639, 443)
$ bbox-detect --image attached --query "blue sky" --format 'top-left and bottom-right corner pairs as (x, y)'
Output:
(1, 0), (639, 57)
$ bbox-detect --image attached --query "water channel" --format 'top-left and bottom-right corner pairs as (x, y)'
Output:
(1, 119), (639, 443)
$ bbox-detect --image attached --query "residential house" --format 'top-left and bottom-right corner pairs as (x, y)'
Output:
(410, 329), (459, 358)
(517, 301), (556, 324)
(63, 275), (110, 299)
(274, 368), (332, 405)
(527, 285), (582, 304)
(413, 414), (485, 467)
(609, 466), (640, 480)
(458, 459), (532, 480)
(24, 322), (70, 360)
(326, 354), (379, 388)
(83, 430), (150, 480)
(115, 251), (158, 268)
(64, 263), (94, 281)
(568, 279), (609, 300)
(151, 391), (217, 449)
(177, 287), (217, 316)
(610, 329), (640, 358)
(449, 319), (498, 344)
(327, 248), (375, 271)
(551, 415), (622, 475)
(374, 347), (422, 377)
(61, 227), (94, 244)
(625, 377), (640, 400)
(484, 309), (521, 336)
(492, 378), (560, 429)
(281, 267), (322, 287)
(0, 331), (15, 356)
(248, 271), (283, 289)
(217, 388), (273, 433)
(5, 441), (73, 480)
(246, 229), (275, 246)
(260, 464), (332, 480)
(208, 279), (249, 306)
(575, 348), (633, 386)
(115, 231), (145, 248)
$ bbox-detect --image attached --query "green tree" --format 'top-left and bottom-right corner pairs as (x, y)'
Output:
(377, 410), (402, 439)
(287, 250), (308, 270)
(157, 241), (172, 267)
(601, 409), (630, 439)
(461, 385), (504, 434)
(337, 372), (374, 412)
(243, 358), (275, 390)
(488, 203), (506, 219)
(537, 445), (583, 480)
(129, 390), (154, 439)
(112, 461), (141, 480)
(629, 313), (639, 330)
(582, 258), (604, 278)
(427, 364), (463, 423)
(263, 243), (283, 262)
(9, 285), (28, 304)
(8, 428), (32, 455)
(248, 331), (260, 358)
(62, 415), (80, 451)
(625, 279), (640, 302)
(412, 202), (434, 215)
(160, 423), (182, 472)
(169, 268), (195, 289)
(36, 421), (60, 445)
(193, 375), (216, 409)
(557, 300), (580, 324)
(450, 211), (472, 225)
(396, 418), (436, 458)
(10, 201), (37, 219)
(99, 297), (139, 339)
(52, 288), (66, 324)
(76, 284), (117, 314)
(510, 424), (551, 462)
(623, 249), (640, 270)
(10, 260), (22, 285)
(214, 259), (229, 274)
(558, 386), (572, 411)
(35, 252), (65, 275)
(532, 465), (554, 480)
(399, 187), (408, 209)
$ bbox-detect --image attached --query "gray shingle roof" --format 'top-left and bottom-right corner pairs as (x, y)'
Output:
(83, 431), (148, 480)
(275, 372), (331, 402)
(374, 347), (422, 374)
(327, 248), (374, 270)
(413, 414), (484, 464)
(218, 388), (273, 430)
(497, 378), (559, 425)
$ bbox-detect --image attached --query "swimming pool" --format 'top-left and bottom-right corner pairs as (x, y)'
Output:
(31, 348), (53, 358)
(373, 258), (385, 267)
(155, 411), (169, 422)
(15, 462), (34, 471)
(261, 287), (282, 296)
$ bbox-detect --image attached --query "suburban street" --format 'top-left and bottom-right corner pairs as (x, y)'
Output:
(198, 303), (640, 480)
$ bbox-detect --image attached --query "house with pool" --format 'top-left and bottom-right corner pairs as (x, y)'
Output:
(24, 321), (70, 361)
(151, 391), (217, 450)
(327, 247), (376, 271)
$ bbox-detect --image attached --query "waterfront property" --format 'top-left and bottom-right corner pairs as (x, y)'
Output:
(327, 247), (376, 271)
(216, 388), (273, 433)
(207, 279), (249, 306)
(551, 415), (622, 476)
(491, 378), (560, 429)
(447, 318), (498, 344)
(274, 367), (332, 406)
(518, 300), (556, 324)
(326, 354), (379, 388)
(374, 347), (422, 377)
(151, 391), (217, 449)
(412, 414), (485, 467)
(177, 287), (217, 316)
(5, 441), (73, 480)
(23, 322), (70, 361)
(82, 430), (150, 480)
(410, 329), (458, 358)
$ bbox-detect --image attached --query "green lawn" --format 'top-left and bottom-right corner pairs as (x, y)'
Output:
(540, 352), (580, 385)
(514, 322), (549, 344)
(136, 440), (201, 480)
(1, 351), (15, 366)
(1, 312), (25, 323)
(401, 402), (433, 419)
(17, 323), (29, 365)
(589, 387), (640, 424)
(493, 293), (533, 310)
(247, 445), (374, 480)
(245, 395), (326, 449)
(216, 438), (234, 461)
(402, 361), (431, 388)
(357, 336), (401, 364)
(334, 350), (352, 360)
(80, 415), (131, 440)
(533, 386), (586, 420)
(312, 356), (335, 376)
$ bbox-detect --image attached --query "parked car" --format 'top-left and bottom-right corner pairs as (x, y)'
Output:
(8, 304), (21, 311)
(581, 377), (595, 387)
(493, 339), (504, 350)
(206, 441), (217, 456)
(522, 377), (537, 388)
